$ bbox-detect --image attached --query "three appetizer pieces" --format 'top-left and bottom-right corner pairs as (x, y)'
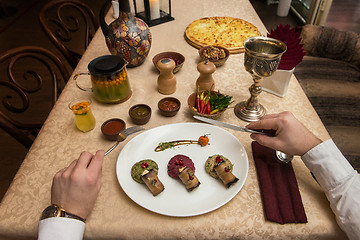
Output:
(131, 154), (238, 196)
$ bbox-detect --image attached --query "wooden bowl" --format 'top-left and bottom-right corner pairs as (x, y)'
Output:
(158, 97), (181, 117)
(199, 46), (230, 67)
(101, 118), (126, 141)
(152, 52), (185, 73)
(187, 92), (226, 119)
(129, 104), (152, 125)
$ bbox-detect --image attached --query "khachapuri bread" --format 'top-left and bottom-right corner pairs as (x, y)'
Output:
(185, 16), (260, 53)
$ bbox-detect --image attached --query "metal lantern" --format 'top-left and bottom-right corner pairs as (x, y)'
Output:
(133, 0), (174, 27)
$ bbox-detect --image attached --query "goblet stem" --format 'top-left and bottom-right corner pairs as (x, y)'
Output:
(247, 76), (263, 109)
(234, 76), (266, 122)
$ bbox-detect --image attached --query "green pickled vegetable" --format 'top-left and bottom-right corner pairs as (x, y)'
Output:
(208, 91), (232, 111)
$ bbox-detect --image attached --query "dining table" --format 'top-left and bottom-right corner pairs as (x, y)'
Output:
(0, 0), (348, 239)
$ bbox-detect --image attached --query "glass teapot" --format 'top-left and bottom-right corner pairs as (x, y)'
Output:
(74, 55), (132, 104)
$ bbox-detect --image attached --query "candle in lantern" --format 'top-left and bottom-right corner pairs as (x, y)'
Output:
(149, 0), (160, 20)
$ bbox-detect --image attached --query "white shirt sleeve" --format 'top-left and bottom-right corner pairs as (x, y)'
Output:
(38, 217), (85, 240)
(302, 139), (360, 240)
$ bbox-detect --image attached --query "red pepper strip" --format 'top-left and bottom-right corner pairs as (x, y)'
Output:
(196, 95), (200, 111)
(200, 99), (205, 114)
(206, 101), (211, 114)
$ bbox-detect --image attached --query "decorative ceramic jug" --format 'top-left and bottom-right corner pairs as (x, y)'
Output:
(100, 0), (152, 68)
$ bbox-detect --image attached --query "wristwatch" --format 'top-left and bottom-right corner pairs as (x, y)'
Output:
(40, 204), (86, 222)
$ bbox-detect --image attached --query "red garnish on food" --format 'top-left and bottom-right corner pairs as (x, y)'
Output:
(141, 162), (149, 168)
(151, 179), (157, 185)
(198, 134), (210, 147)
(216, 155), (223, 163)
(175, 160), (184, 165)
(225, 167), (230, 172)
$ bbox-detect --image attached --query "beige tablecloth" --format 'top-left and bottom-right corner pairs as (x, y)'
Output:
(0, 0), (347, 239)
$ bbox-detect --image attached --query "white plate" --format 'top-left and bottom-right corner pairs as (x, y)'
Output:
(116, 122), (248, 217)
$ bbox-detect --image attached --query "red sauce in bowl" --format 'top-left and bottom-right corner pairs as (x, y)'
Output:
(102, 120), (125, 135)
(159, 100), (179, 111)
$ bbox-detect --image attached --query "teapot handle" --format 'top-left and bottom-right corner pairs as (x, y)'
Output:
(99, 0), (112, 37)
(74, 73), (92, 92)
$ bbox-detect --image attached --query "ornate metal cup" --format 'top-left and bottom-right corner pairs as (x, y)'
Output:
(234, 37), (287, 122)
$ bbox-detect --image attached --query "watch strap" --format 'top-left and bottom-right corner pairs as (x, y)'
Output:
(62, 210), (86, 222)
(40, 204), (86, 223)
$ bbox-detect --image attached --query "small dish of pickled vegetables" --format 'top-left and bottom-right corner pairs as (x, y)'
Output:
(187, 90), (232, 119)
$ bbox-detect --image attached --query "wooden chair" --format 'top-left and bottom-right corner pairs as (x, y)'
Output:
(0, 46), (70, 149)
(39, 0), (99, 69)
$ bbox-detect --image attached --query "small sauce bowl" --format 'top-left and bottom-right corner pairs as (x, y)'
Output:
(199, 45), (230, 67)
(153, 52), (185, 74)
(101, 118), (126, 141)
(129, 104), (152, 125)
(158, 97), (181, 117)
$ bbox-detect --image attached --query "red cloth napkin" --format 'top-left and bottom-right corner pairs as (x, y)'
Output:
(268, 24), (306, 70)
(252, 141), (307, 224)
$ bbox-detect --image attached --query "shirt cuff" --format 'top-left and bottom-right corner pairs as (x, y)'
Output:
(38, 217), (85, 240)
(301, 139), (355, 191)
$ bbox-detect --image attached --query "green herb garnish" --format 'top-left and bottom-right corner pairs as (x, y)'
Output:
(155, 140), (197, 152)
(208, 91), (232, 111)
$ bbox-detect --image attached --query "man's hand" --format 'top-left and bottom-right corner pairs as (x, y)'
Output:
(246, 111), (322, 156)
(51, 150), (105, 219)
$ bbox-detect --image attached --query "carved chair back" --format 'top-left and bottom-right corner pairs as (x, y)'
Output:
(0, 46), (70, 149)
(39, 0), (99, 69)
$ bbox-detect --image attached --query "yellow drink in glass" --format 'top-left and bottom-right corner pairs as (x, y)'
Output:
(69, 99), (96, 132)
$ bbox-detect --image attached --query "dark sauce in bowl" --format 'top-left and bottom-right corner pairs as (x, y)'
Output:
(129, 104), (152, 125)
(130, 106), (150, 119)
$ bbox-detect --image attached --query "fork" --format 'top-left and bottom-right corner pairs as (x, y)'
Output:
(104, 126), (145, 156)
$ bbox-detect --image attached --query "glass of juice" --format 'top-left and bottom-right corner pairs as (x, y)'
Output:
(69, 98), (96, 132)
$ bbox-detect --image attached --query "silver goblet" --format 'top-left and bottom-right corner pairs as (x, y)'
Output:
(235, 37), (291, 162)
(234, 37), (287, 122)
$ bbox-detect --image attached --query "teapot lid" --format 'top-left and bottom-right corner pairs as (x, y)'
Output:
(88, 55), (127, 77)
